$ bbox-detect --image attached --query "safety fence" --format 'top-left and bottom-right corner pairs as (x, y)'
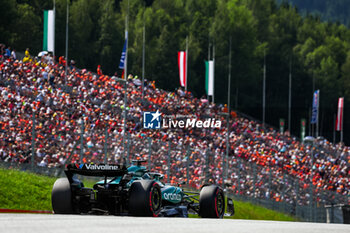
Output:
(1, 131), (348, 223)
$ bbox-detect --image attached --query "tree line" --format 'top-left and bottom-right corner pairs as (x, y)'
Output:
(282, 0), (350, 26)
(1, 0), (350, 144)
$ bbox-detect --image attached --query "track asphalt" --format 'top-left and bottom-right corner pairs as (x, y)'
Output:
(0, 214), (349, 233)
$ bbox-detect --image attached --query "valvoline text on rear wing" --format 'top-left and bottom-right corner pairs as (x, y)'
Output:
(65, 163), (127, 177)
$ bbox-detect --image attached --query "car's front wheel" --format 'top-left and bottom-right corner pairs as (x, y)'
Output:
(129, 180), (162, 217)
(199, 185), (225, 218)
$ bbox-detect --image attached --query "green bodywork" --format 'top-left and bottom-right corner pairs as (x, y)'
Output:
(95, 164), (183, 204)
(161, 185), (183, 204)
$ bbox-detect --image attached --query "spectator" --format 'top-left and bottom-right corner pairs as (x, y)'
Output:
(5, 47), (11, 58)
(11, 49), (16, 60)
(23, 48), (31, 63)
(97, 65), (103, 75)
(0, 47), (348, 207)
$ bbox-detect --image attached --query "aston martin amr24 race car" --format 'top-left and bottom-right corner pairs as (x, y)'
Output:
(51, 160), (235, 218)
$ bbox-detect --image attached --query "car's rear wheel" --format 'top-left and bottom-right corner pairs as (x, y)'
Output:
(51, 178), (74, 214)
(129, 180), (162, 217)
(199, 185), (225, 218)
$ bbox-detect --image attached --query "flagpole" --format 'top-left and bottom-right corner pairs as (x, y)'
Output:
(341, 123), (344, 143)
(142, 4), (145, 100)
(207, 35), (210, 101)
(228, 37), (232, 116)
(125, 1), (128, 80)
(288, 58), (292, 133)
(185, 36), (188, 92)
(142, 24), (145, 99)
(225, 36), (232, 183)
(53, 0), (56, 61)
(333, 114), (336, 144)
(213, 43), (215, 103)
(263, 50), (266, 126)
(123, 0), (129, 159)
(65, 0), (69, 84)
(309, 107), (311, 136)
(208, 33), (211, 61)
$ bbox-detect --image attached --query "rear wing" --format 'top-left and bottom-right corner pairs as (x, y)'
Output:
(65, 163), (127, 180)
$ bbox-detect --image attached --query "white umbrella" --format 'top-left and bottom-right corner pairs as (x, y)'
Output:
(38, 51), (48, 57)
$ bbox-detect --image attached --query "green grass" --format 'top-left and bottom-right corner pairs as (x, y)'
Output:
(186, 194), (295, 221)
(0, 168), (96, 211)
(0, 169), (56, 211)
(0, 168), (295, 221)
(227, 200), (295, 221)
(189, 202), (295, 221)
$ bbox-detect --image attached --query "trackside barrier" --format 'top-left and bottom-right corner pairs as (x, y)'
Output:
(0, 157), (348, 223)
(325, 205), (350, 224)
(0, 104), (349, 223)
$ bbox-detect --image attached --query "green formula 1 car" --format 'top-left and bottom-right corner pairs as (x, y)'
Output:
(51, 160), (235, 218)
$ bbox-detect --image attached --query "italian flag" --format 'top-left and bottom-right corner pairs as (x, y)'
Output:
(43, 10), (55, 52)
(205, 60), (214, 96)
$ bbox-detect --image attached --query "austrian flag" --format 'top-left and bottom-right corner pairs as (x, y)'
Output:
(178, 51), (187, 87)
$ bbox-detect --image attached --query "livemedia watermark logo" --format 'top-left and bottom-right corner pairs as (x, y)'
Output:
(143, 110), (221, 129)
(143, 110), (162, 129)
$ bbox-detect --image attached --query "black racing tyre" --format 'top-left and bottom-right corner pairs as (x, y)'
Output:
(199, 185), (225, 218)
(51, 178), (74, 214)
(129, 180), (162, 217)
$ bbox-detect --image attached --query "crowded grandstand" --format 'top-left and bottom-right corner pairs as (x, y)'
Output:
(0, 45), (349, 210)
